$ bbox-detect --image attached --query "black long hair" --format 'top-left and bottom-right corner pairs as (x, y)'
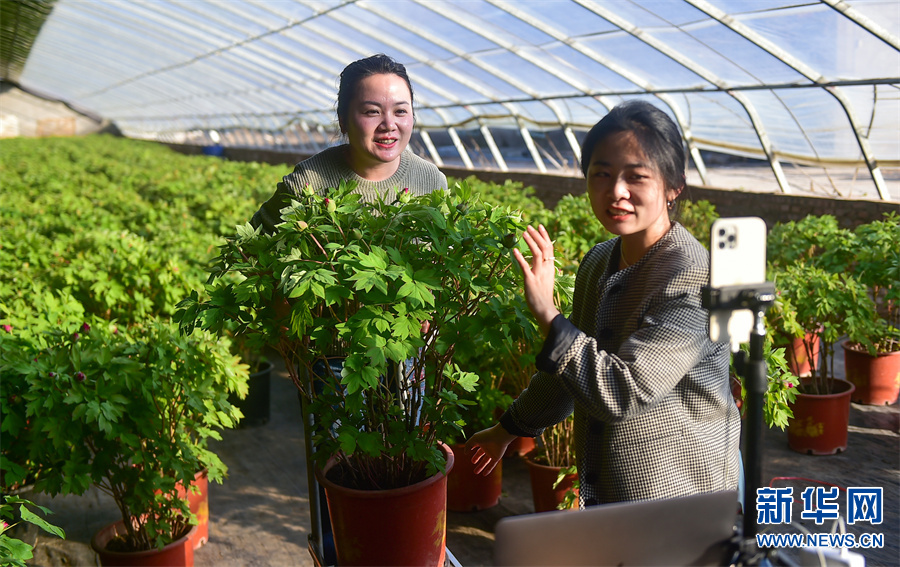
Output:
(580, 100), (686, 194)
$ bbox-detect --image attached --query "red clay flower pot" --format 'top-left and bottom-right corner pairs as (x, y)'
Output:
(91, 521), (197, 567)
(786, 333), (820, 377)
(156, 469), (208, 550)
(523, 451), (578, 513)
(787, 379), (856, 455)
(842, 342), (900, 406)
(316, 443), (454, 567)
(177, 469), (208, 549)
(731, 375), (744, 414)
(504, 436), (537, 458)
(446, 442), (502, 512)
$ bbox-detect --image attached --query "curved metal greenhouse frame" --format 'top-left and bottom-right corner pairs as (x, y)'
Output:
(2, 0), (898, 200)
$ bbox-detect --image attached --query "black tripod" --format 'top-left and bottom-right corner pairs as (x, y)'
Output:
(703, 282), (776, 564)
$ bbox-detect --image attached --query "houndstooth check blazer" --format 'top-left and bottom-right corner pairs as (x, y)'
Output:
(500, 222), (741, 506)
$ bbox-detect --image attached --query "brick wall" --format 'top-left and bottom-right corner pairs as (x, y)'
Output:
(439, 167), (898, 230)
(166, 144), (898, 230)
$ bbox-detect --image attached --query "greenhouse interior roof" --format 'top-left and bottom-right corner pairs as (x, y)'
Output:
(2, 0), (899, 201)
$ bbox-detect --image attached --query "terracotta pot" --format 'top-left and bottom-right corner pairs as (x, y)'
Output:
(156, 469), (208, 550)
(316, 443), (454, 566)
(730, 376), (744, 414)
(842, 342), (900, 406)
(523, 452), (578, 513)
(446, 443), (502, 512)
(91, 520), (197, 567)
(229, 360), (272, 427)
(504, 436), (537, 458)
(787, 379), (856, 455)
(178, 470), (208, 549)
(785, 333), (820, 377)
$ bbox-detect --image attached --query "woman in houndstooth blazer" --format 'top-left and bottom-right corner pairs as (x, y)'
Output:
(466, 100), (741, 506)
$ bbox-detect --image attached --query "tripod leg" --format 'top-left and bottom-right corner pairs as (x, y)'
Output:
(742, 312), (767, 541)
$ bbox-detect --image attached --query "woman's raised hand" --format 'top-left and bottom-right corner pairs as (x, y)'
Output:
(512, 224), (560, 337)
(465, 424), (517, 476)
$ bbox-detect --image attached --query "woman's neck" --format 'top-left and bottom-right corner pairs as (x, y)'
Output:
(344, 145), (402, 182)
(619, 221), (673, 268)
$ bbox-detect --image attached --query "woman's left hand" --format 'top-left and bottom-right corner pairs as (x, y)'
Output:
(513, 224), (560, 337)
(465, 424), (517, 476)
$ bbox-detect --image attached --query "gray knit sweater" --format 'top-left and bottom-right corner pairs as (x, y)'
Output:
(251, 145), (448, 232)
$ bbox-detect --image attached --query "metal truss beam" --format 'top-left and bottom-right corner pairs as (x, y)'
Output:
(488, 0), (708, 183)
(578, 0), (791, 193)
(686, 0), (891, 199)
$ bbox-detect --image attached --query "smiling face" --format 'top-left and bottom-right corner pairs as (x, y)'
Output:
(341, 73), (413, 181)
(586, 130), (680, 254)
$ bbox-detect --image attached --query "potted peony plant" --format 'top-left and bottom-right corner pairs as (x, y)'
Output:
(730, 340), (800, 431)
(438, 301), (519, 513)
(772, 263), (876, 454)
(176, 180), (530, 566)
(523, 417), (579, 512)
(438, 288), (551, 511)
(841, 212), (900, 405)
(492, 277), (579, 513)
(0, 314), (247, 566)
(766, 214), (852, 376)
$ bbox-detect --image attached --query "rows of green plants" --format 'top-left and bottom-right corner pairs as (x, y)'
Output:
(766, 212), (900, 394)
(1, 136), (281, 324)
(4, 133), (893, 531)
(453, 175), (720, 274)
(0, 135), (286, 551)
(0, 135), (723, 531)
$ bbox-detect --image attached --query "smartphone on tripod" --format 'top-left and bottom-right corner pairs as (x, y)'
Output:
(708, 217), (767, 351)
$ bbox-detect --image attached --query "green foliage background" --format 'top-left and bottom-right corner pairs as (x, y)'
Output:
(0, 135), (279, 323)
(6, 134), (886, 516)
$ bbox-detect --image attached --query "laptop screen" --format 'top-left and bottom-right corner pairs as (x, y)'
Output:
(493, 490), (739, 566)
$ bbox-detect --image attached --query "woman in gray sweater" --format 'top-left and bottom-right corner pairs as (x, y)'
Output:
(251, 54), (447, 566)
(466, 100), (740, 507)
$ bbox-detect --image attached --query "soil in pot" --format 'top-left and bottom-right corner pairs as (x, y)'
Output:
(787, 379), (856, 455)
(842, 342), (900, 406)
